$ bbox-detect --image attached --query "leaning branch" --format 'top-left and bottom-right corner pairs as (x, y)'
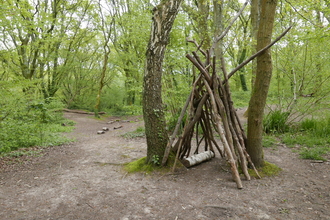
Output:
(224, 26), (292, 83)
(212, 1), (249, 47)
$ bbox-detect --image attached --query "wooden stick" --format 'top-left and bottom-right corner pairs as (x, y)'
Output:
(186, 54), (212, 84)
(162, 91), (192, 166)
(220, 57), (250, 180)
(224, 26), (292, 83)
(203, 78), (243, 189)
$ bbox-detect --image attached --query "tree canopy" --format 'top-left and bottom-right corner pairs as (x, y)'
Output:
(1, 0), (330, 164)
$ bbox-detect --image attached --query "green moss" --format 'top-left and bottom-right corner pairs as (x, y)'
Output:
(123, 154), (185, 174)
(124, 157), (156, 173)
(249, 161), (282, 178)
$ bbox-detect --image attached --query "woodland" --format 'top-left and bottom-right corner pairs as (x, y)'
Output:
(1, 0), (330, 173)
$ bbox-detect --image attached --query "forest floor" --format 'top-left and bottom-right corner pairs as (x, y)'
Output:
(0, 111), (330, 220)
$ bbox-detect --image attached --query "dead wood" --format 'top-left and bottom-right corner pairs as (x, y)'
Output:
(163, 15), (290, 189)
(63, 109), (106, 115)
(224, 26), (292, 83)
(181, 151), (215, 168)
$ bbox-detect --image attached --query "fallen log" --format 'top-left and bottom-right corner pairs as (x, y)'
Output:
(181, 151), (215, 168)
(63, 109), (106, 115)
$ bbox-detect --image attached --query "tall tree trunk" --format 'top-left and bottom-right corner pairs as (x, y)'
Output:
(213, 0), (224, 70)
(143, 0), (183, 164)
(94, 47), (110, 118)
(247, 0), (278, 168)
(250, 0), (260, 88)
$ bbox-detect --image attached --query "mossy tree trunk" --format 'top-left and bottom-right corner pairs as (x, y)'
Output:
(143, 0), (183, 164)
(247, 0), (278, 168)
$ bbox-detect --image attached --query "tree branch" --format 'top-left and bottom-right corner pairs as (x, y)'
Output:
(224, 26), (292, 83)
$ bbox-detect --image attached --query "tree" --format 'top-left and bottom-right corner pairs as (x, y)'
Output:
(143, 0), (183, 164)
(0, 0), (96, 98)
(250, 0), (260, 88)
(246, 0), (278, 167)
(94, 0), (115, 117)
(111, 0), (150, 106)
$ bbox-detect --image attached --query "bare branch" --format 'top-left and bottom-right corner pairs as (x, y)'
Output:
(224, 26), (292, 83)
(212, 1), (249, 49)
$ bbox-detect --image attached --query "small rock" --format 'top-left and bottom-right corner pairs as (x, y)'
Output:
(97, 130), (105, 134)
(102, 127), (109, 131)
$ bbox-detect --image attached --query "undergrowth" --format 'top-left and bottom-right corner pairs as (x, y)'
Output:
(0, 82), (75, 154)
(264, 111), (330, 161)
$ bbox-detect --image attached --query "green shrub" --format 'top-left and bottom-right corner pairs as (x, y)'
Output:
(0, 81), (73, 153)
(263, 110), (290, 134)
(298, 116), (330, 138)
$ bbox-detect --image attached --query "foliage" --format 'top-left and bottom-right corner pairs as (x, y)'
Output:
(0, 80), (74, 153)
(263, 110), (290, 134)
(279, 115), (330, 160)
(0, 0), (329, 164)
(151, 155), (161, 165)
(231, 91), (251, 108)
(300, 117), (330, 138)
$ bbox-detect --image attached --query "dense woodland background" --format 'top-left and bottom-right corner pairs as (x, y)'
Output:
(0, 0), (329, 160)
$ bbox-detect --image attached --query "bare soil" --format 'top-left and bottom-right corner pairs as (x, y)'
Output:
(1, 111), (329, 220)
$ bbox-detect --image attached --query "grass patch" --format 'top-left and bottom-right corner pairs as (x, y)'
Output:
(249, 161), (282, 178)
(263, 110), (290, 134)
(299, 146), (330, 161)
(266, 114), (330, 161)
(1, 148), (43, 158)
(263, 135), (278, 148)
(122, 126), (145, 139)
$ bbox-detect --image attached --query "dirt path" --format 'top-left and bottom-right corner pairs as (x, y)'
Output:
(1, 112), (329, 220)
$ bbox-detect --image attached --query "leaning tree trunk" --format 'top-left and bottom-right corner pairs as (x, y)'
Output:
(143, 0), (183, 164)
(247, 0), (278, 168)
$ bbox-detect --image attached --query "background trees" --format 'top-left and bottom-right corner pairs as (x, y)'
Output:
(1, 0), (330, 161)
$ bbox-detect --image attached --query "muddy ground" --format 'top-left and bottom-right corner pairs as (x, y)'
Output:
(0, 111), (329, 220)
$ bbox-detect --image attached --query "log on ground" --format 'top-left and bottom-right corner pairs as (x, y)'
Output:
(181, 151), (215, 168)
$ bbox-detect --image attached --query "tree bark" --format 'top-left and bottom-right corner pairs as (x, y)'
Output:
(143, 0), (183, 164)
(250, 0), (260, 88)
(247, 0), (278, 168)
